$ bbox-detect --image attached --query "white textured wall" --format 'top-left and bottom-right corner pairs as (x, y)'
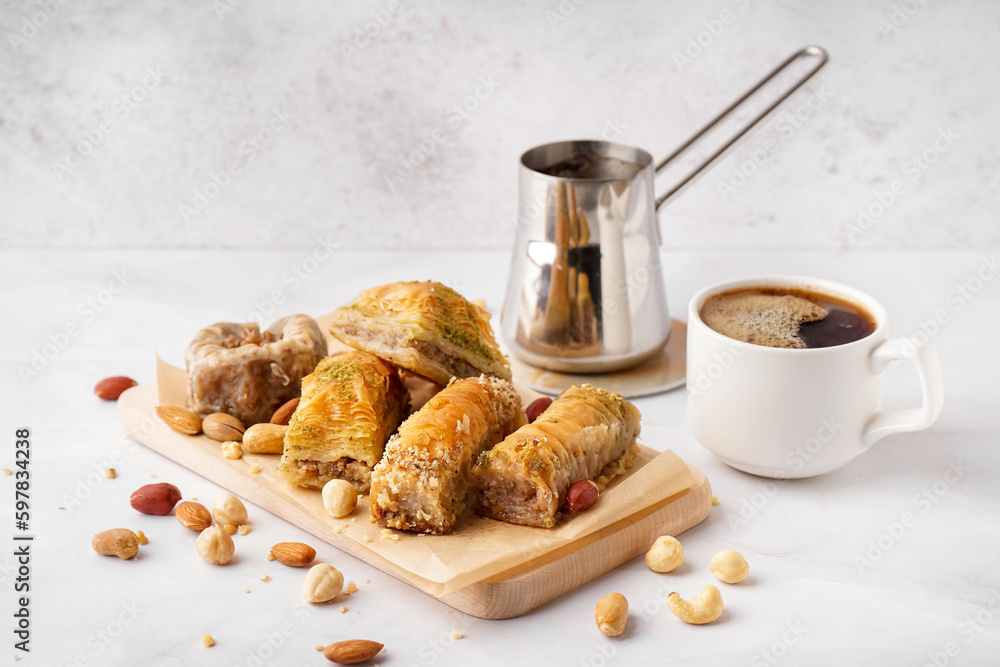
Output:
(1, 0), (997, 250)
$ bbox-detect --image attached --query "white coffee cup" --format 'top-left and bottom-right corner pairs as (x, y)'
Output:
(686, 275), (944, 478)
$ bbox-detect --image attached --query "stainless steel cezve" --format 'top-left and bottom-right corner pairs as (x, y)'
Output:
(502, 46), (829, 374)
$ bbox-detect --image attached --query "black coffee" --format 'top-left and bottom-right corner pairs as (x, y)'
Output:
(537, 155), (641, 180)
(700, 287), (877, 349)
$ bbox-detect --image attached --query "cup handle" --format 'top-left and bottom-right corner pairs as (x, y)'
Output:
(863, 338), (944, 447)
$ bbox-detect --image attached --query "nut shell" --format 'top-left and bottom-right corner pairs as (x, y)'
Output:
(176, 501), (213, 531)
(202, 413), (246, 442)
(130, 482), (182, 515)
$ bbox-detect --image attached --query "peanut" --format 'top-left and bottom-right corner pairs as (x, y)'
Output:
(92, 528), (139, 560)
(594, 592), (628, 637)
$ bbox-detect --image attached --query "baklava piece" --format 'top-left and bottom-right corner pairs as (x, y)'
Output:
(370, 375), (525, 534)
(328, 281), (512, 386)
(474, 384), (641, 528)
(185, 315), (327, 425)
(278, 351), (408, 493)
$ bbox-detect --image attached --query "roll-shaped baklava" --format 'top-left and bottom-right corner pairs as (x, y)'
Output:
(329, 281), (512, 385)
(370, 375), (525, 534)
(278, 351), (408, 493)
(474, 384), (641, 528)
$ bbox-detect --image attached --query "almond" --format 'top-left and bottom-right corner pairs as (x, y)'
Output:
(270, 542), (316, 567)
(270, 397), (300, 426)
(130, 482), (182, 515)
(202, 413), (245, 442)
(567, 479), (599, 513)
(323, 639), (383, 664)
(243, 423), (287, 454)
(156, 405), (202, 435)
(94, 376), (138, 401)
(176, 501), (213, 531)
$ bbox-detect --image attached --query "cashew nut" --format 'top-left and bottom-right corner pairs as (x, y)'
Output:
(645, 535), (684, 573)
(710, 549), (749, 584)
(667, 585), (724, 624)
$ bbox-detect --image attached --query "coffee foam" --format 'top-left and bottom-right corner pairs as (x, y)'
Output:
(700, 291), (828, 349)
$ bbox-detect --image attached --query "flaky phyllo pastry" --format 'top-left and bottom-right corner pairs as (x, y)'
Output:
(474, 384), (641, 528)
(185, 315), (327, 425)
(370, 375), (525, 534)
(278, 351), (408, 493)
(328, 281), (512, 386)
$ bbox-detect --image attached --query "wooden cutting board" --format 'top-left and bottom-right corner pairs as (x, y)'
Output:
(118, 382), (711, 619)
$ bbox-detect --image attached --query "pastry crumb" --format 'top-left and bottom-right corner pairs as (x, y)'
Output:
(260, 575), (272, 582)
(249, 463), (261, 474)
(379, 529), (394, 541)
(267, 553), (276, 561)
(362, 535), (372, 543)
(136, 530), (148, 545)
(13, 653), (20, 660)
(315, 645), (324, 651)
(391, 534), (399, 542)
(201, 634), (215, 647)
(365, 579), (371, 584)
(104, 468), (116, 479)
(712, 496), (719, 505)
(244, 588), (251, 593)
(2, 469), (11, 476)
(237, 525), (251, 535)
(338, 606), (347, 614)
(451, 630), (463, 639)
(150, 474), (156, 478)
(345, 581), (358, 594)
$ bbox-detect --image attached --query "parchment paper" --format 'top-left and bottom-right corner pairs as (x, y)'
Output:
(149, 314), (695, 596)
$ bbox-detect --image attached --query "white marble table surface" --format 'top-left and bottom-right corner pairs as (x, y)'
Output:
(1, 248), (997, 666)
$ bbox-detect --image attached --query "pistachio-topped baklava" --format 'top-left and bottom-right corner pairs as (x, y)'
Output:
(278, 351), (408, 493)
(328, 281), (512, 385)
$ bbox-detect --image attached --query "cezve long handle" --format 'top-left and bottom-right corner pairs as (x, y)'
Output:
(654, 45), (829, 210)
